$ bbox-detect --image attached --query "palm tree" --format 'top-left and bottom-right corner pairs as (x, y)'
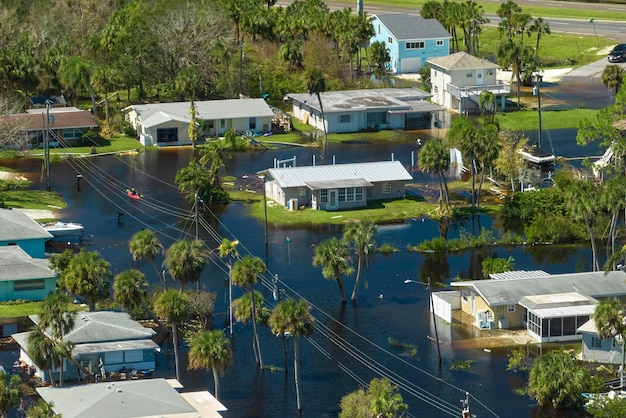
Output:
(530, 17), (551, 58)
(497, 39), (533, 108)
(129, 229), (165, 287)
(25, 399), (56, 418)
(188, 330), (233, 401)
(594, 298), (626, 388)
(478, 90), (497, 125)
(163, 239), (209, 290)
(231, 255), (266, 368)
(26, 327), (55, 386)
(218, 238), (239, 337)
(154, 289), (190, 383)
(268, 299), (315, 412)
(446, 117), (478, 210)
(418, 138), (451, 210)
(475, 124), (500, 207)
(59, 248), (111, 311)
(368, 377), (408, 418)
(113, 269), (149, 314)
(313, 237), (354, 304)
(305, 68), (328, 149)
(602, 176), (626, 266)
(601, 64), (625, 94)
(0, 370), (20, 418)
(343, 220), (377, 302)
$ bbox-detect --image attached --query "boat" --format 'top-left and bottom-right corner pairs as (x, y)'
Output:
(582, 390), (626, 409)
(126, 188), (142, 200)
(43, 221), (84, 238)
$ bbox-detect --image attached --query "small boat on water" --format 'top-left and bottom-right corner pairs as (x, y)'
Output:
(126, 188), (142, 200)
(43, 221), (85, 239)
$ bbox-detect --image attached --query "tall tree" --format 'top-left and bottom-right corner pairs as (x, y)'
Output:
(218, 238), (239, 337)
(0, 370), (20, 418)
(494, 130), (527, 192)
(305, 67), (328, 149)
(268, 299), (315, 412)
(58, 248), (111, 311)
(188, 330), (233, 401)
(26, 399), (56, 418)
(343, 220), (377, 302)
(418, 138), (451, 210)
(313, 237), (354, 304)
(368, 377), (408, 418)
(530, 17), (551, 58)
(446, 117), (479, 210)
(163, 239), (209, 290)
(369, 41), (391, 81)
(26, 327), (55, 386)
(497, 39), (533, 108)
(594, 298), (626, 388)
(475, 124), (501, 207)
(129, 229), (165, 287)
(478, 90), (497, 125)
(601, 64), (625, 94)
(601, 175), (626, 265)
(113, 269), (149, 315)
(154, 289), (190, 383)
(231, 255), (266, 368)
(57, 56), (97, 113)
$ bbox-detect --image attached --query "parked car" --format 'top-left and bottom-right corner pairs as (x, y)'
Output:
(608, 44), (626, 63)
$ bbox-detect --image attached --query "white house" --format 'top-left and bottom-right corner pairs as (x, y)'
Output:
(578, 319), (622, 364)
(123, 98), (275, 146)
(286, 88), (444, 134)
(261, 160), (413, 211)
(428, 52), (510, 114)
(369, 13), (451, 74)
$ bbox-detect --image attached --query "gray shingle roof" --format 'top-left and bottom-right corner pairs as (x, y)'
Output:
(31, 311), (155, 343)
(0, 209), (53, 241)
(263, 161), (413, 188)
(124, 98), (274, 128)
(427, 51), (499, 70)
(0, 246), (55, 281)
(373, 13), (451, 41)
(37, 379), (202, 418)
(452, 271), (626, 306)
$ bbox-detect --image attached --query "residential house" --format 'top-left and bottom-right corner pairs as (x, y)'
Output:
(13, 311), (158, 383)
(449, 270), (626, 343)
(428, 52), (510, 114)
(260, 160), (413, 211)
(0, 246), (56, 303)
(37, 378), (228, 417)
(123, 98), (275, 146)
(369, 13), (451, 74)
(578, 319), (622, 364)
(286, 88), (445, 134)
(0, 209), (52, 258)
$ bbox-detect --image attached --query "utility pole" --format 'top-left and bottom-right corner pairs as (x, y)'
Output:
(274, 273), (289, 375)
(534, 73), (543, 148)
(428, 277), (442, 368)
(44, 101), (51, 191)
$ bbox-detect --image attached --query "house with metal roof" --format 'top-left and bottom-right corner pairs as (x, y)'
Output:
(261, 160), (413, 211)
(450, 270), (626, 343)
(427, 52), (510, 114)
(0, 246), (56, 303)
(577, 318), (622, 364)
(13, 311), (158, 383)
(286, 88), (445, 133)
(123, 98), (275, 146)
(369, 13), (451, 74)
(37, 378), (227, 417)
(0, 208), (52, 258)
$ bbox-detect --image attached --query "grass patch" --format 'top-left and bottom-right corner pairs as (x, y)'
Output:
(27, 135), (143, 157)
(496, 108), (599, 131)
(0, 190), (67, 210)
(450, 360), (474, 371)
(0, 300), (86, 318)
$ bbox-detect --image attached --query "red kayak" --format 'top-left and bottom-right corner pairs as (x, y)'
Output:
(126, 189), (142, 200)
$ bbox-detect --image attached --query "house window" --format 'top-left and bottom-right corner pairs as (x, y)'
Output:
(14, 279), (45, 291)
(461, 290), (468, 302)
(507, 305), (515, 313)
(208, 120), (214, 129)
(220, 119), (226, 128)
(488, 70), (494, 76)
(591, 336), (603, 348)
(355, 187), (363, 201)
(406, 41), (425, 49)
(388, 37), (393, 44)
(297, 187), (306, 196)
(156, 128), (177, 143)
(346, 188), (355, 202)
(436, 40), (443, 46)
(339, 114), (351, 123)
(249, 118), (256, 130)
(320, 189), (328, 204)
(367, 112), (388, 126)
(466, 71), (473, 78)
(382, 182), (391, 194)
(433, 86), (439, 94)
(338, 188), (346, 202)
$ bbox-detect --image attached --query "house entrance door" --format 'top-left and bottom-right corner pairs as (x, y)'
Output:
(476, 70), (484, 85)
(327, 189), (338, 210)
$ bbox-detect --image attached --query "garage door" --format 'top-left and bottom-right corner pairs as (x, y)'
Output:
(400, 57), (421, 74)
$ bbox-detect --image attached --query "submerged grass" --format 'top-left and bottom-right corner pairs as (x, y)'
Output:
(0, 190), (66, 210)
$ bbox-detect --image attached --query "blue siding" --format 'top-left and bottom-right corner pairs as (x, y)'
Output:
(0, 277), (55, 302)
(0, 239), (47, 259)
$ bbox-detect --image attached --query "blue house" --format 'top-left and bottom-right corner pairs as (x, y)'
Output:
(369, 13), (451, 74)
(0, 246), (56, 302)
(14, 311), (158, 384)
(0, 209), (52, 259)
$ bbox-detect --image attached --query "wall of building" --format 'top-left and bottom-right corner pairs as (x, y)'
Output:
(0, 240), (47, 259)
(0, 277), (56, 302)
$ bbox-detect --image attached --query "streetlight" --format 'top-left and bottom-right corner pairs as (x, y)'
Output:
(404, 278), (442, 367)
(285, 237), (292, 266)
(589, 18), (598, 40)
(533, 72), (543, 148)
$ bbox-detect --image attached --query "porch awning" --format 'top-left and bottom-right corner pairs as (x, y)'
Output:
(525, 304), (597, 319)
(72, 339), (159, 355)
(305, 179), (372, 190)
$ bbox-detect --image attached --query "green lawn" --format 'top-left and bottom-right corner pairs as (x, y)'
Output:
(0, 190), (67, 210)
(0, 301), (43, 318)
(27, 135), (143, 157)
(496, 108), (598, 131)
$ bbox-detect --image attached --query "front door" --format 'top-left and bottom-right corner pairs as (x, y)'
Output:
(327, 189), (338, 211)
(476, 70), (483, 85)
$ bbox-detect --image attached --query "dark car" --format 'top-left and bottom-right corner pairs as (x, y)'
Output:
(608, 44), (626, 63)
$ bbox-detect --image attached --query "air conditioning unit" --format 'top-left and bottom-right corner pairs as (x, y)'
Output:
(476, 310), (491, 330)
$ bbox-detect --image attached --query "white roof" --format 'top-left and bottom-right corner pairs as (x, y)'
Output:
(0, 246), (55, 281)
(124, 99), (274, 128)
(0, 209), (53, 241)
(263, 161), (413, 189)
(518, 292), (598, 319)
(489, 270), (550, 280)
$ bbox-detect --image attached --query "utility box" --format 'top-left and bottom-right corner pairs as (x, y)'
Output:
(288, 198), (298, 212)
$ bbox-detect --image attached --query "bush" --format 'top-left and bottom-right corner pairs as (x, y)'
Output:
(524, 214), (586, 244)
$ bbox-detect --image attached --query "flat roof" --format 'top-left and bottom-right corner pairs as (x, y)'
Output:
(519, 292), (597, 318)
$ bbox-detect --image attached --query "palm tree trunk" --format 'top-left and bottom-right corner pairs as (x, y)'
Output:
(587, 219), (599, 271)
(173, 325), (181, 382)
(250, 289), (263, 368)
(64, 355), (94, 383)
(48, 368), (54, 386)
(293, 337), (302, 412)
(316, 92), (328, 152)
(351, 254), (364, 302)
(212, 365), (221, 400)
(59, 359), (64, 386)
(335, 274), (347, 303)
(470, 159), (476, 211)
(477, 166), (486, 208)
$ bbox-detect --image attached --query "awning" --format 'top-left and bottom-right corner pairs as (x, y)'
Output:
(72, 339), (159, 356)
(305, 179), (373, 190)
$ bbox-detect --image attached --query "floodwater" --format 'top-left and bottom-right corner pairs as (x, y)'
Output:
(1, 138), (598, 417)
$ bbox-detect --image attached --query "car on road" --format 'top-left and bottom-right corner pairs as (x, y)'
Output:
(608, 44), (626, 63)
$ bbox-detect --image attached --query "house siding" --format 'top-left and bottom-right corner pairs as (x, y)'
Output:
(0, 277), (55, 302)
(580, 334), (622, 364)
(0, 239), (47, 259)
